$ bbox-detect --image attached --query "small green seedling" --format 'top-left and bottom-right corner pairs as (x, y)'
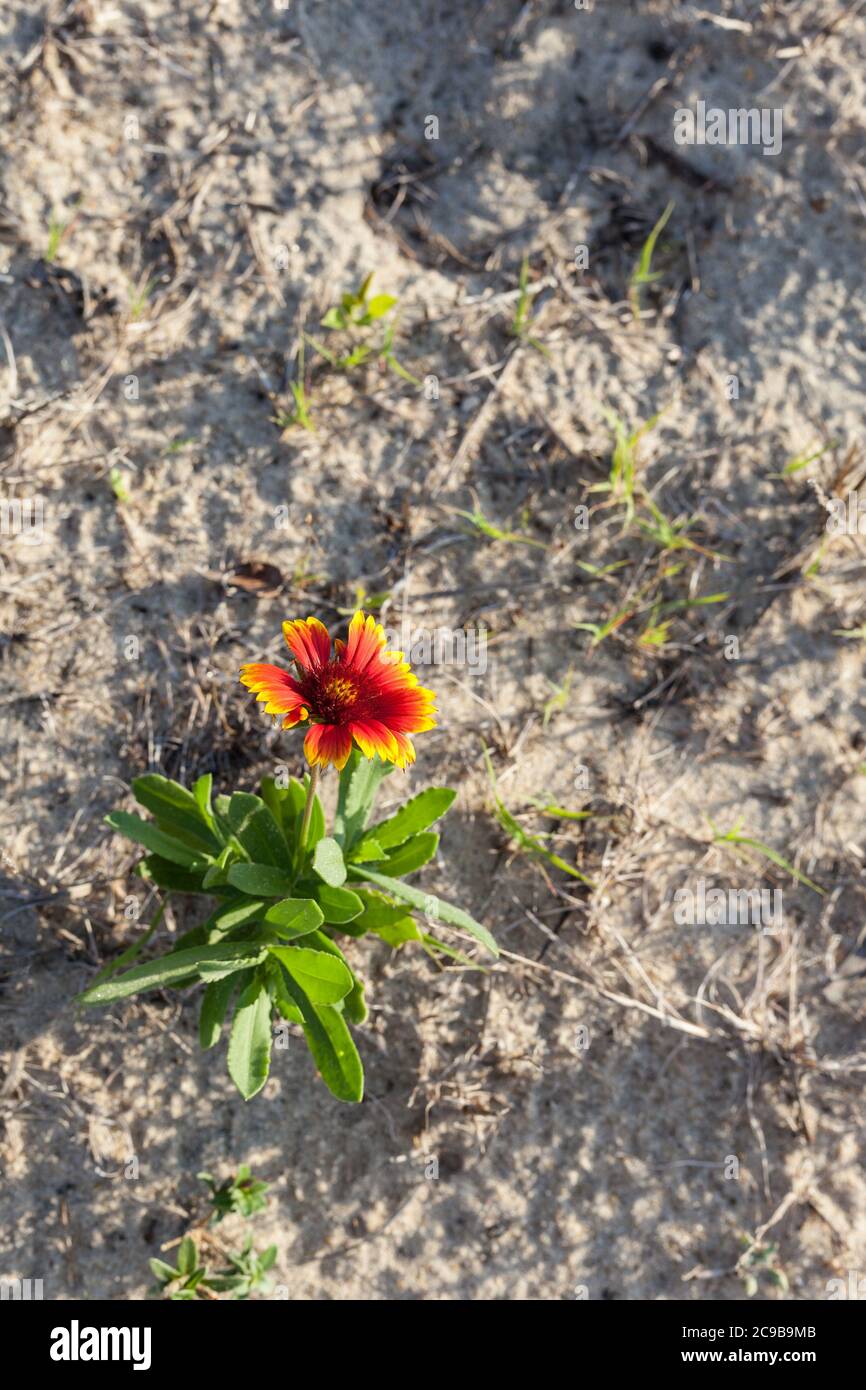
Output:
(637, 495), (727, 561)
(45, 200), (82, 263)
(203, 1234), (278, 1300)
(508, 255), (548, 354)
(542, 668), (574, 726)
(708, 817), (825, 895)
(629, 200), (675, 319)
(775, 440), (837, 477)
(129, 278), (158, 322)
(527, 798), (592, 822)
(454, 506), (547, 549)
(109, 466), (130, 503)
(311, 273), (416, 382)
(379, 321), (420, 383)
(337, 583), (391, 617)
(275, 339), (315, 432)
(484, 748), (595, 886)
(148, 1166), (275, 1301)
(149, 1233), (277, 1302)
(198, 1165), (270, 1223)
(165, 437), (197, 455)
(321, 272), (396, 331)
(588, 407), (662, 529)
(149, 1236), (209, 1302)
(574, 604), (636, 648)
(575, 558), (630, 580)
(738, 1236), (789, 1298)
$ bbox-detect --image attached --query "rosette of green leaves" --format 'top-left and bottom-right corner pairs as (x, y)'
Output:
(78, 754), (496, 1103)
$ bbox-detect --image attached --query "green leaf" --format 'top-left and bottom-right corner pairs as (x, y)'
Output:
(227, 791), (265, 830)
(347, 867), (498, 956)
(334, 750), (393, 848)
(365, 293), (397, 320)
(138, 855), (207, 894)
(276, 968), (363, 1102)
(348, 838), (385, 863)
(193, 773), (215, 826)
(303, 883), (364, 925)
(374, 917), (421, 948)
(266, 957), (304, 1024)
(227, 974), (273, 1100)
(78, 943), (267, 1005)
(90, 898), (168, 986)
(132, 773), (197, 816)
(355, 788), (455, 855)
(262, 898), (324, 940)
(227, 863), (296, 898)
(268, 776), (324, 851)
(269, 945), (353, 1004)
(312, 837), (347, 887)
(177, 1236), (197, 1277)
(259, 777), (289, 832)
(132, 775), (221, 854)
(202, 844), (239, 890)
(168, 924), (209, 955)
(202, 896), (269, 935)
(351, 889), (410, 930)
(233, 803), (292, 871)
(378, 832), (439, 876)
(306, 931), (367, 1024)
(199, 971), (246, 1050)
(149, 1258), (178, 1284)
(106, 811), (203, 868)
(321, 306), (345, 329)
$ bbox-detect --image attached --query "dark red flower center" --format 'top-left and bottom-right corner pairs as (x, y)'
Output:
(297, 661), (363, 724)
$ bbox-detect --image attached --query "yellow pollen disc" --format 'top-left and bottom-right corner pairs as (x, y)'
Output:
(325, 675), (357, 706)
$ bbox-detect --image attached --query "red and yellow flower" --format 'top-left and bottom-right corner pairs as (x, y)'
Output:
(240, 612), (437, 771)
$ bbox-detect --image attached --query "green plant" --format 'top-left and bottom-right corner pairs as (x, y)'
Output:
(109, 466), (130, 503)
(275, 339), (315, 432)
(198, 1164), (269, 1222)
(774, 440), (837, 477)
(508, 255), (548, 354)
(629, 201), (675, 319)
(454, 506), (547, 549)
(149, 1232), (277, 1301)
(308, 271), (418, 381)
(542, 669), (574, 726)
(708, 817), (825, 895)
(321, 272), (396, 331)
(588, 407), (662, 529)
(44, 196), (84, 264)
(81, 612), (498, 1103)
(148, 1166), (275, 1300)
(484, 749), (594, 886)
(129, 277), (158, 322)
(79, 754), (496, 1104)
(738, 1236), (789, 1297)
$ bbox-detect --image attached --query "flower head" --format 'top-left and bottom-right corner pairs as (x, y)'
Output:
(240, 612), (437, 771)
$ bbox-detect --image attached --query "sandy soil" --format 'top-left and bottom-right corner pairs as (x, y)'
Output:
(1, 0), (865, 1300)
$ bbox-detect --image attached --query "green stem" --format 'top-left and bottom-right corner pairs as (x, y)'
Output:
(297, 765), (320, 868)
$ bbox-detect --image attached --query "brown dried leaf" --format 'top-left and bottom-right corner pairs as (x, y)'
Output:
(226, 560), (284, 597)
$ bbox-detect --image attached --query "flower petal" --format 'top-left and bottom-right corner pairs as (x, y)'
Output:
(240, 663), (308, 717)
(282, 616), (332, 671)
(343, 611), (388, 673)
(304, 723), (353, 771)
(349, 719), (399, 763)
(391, 733), (417, 769)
